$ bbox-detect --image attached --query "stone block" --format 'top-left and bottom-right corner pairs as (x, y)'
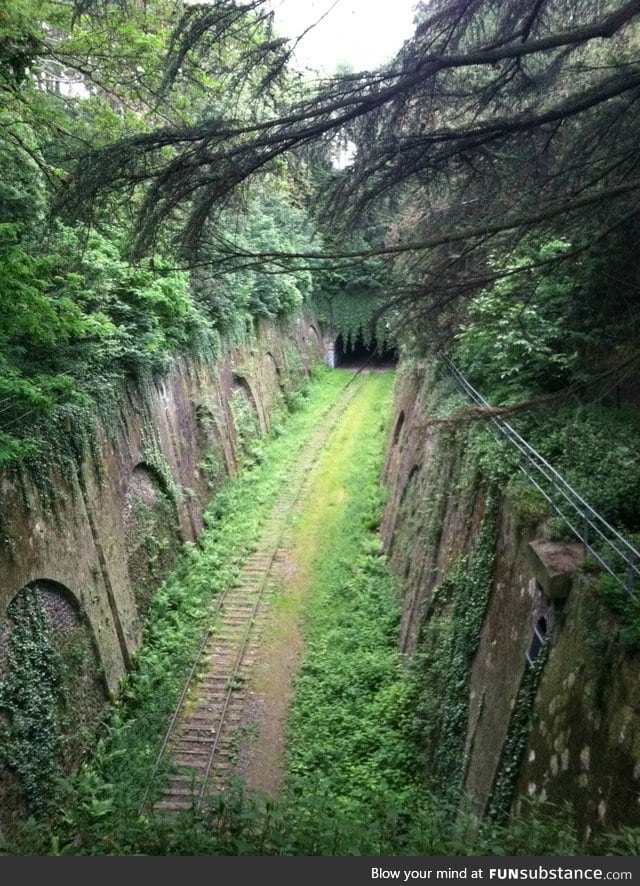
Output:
(528, 540), (585, 599)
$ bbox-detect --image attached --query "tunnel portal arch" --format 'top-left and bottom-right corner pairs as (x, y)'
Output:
(334, 329), (398, 369)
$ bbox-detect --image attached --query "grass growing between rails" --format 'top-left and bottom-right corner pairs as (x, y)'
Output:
(248, 373), (579, 855)
(5, 369), (638, 856)
(268, 370), (417, 853)
(0, 365), (351, 854)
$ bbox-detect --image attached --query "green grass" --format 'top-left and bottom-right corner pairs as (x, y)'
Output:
(4, 367), (631, 857)
(275, 371), (421, 852)
(1, 366), (357, 853)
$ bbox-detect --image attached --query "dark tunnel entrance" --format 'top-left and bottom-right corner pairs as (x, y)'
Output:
(334, 331), (398, 369)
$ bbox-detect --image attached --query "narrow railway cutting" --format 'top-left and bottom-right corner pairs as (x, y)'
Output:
(145, 377), (363, 813)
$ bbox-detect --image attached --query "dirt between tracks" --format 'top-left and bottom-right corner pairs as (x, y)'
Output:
(233, 546), (305, 799)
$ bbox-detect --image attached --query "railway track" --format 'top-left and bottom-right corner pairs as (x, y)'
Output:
(143, 377), (362, 814)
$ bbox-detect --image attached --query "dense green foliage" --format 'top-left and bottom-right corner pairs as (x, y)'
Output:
(0, 583), (104, 829)
(0, 369), (636, 856)
(0, 0), (321, 470)
(0, 367), (343, 853)
(57, 0), (640, 398)
(2, 0), (640, 860)
(406, 505), (498, 803)
(453, 239), (581, 401)
(309, 220), (394, 353)
(0, 588), (65, 818)
(0, 369), (593, 855)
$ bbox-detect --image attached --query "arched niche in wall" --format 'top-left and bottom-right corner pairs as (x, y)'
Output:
(305, 324), (322, 361)
(229, 373), (262, 456)
(389, 463), (421, 563)
(263, 351), (283, 394)
(0, 579), (107, 824)
(123, 462), (182, 623)
(308, 324), (321, 343)
(194, 399), (234, 491)
(392, 411), (406, 446)
(399, 464), (420, 512)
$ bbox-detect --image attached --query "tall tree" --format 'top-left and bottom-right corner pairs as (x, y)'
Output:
(0, 0), (316, 466)
(58, 0), (640, 372)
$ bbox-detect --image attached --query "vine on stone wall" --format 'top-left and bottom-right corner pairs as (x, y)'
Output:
(195, 401), (230, 493)
(0, 586), (108, 830)
(140, 421), (182, 506)
(198, 445), (227, 493)
(229, 388), (260, 464)
(128, 493), (181, 621)
(0, 588), (65, 818)
(406, 496), (498, 802)
(283, 342), (307, 384)
(485, 642), (550, 825)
